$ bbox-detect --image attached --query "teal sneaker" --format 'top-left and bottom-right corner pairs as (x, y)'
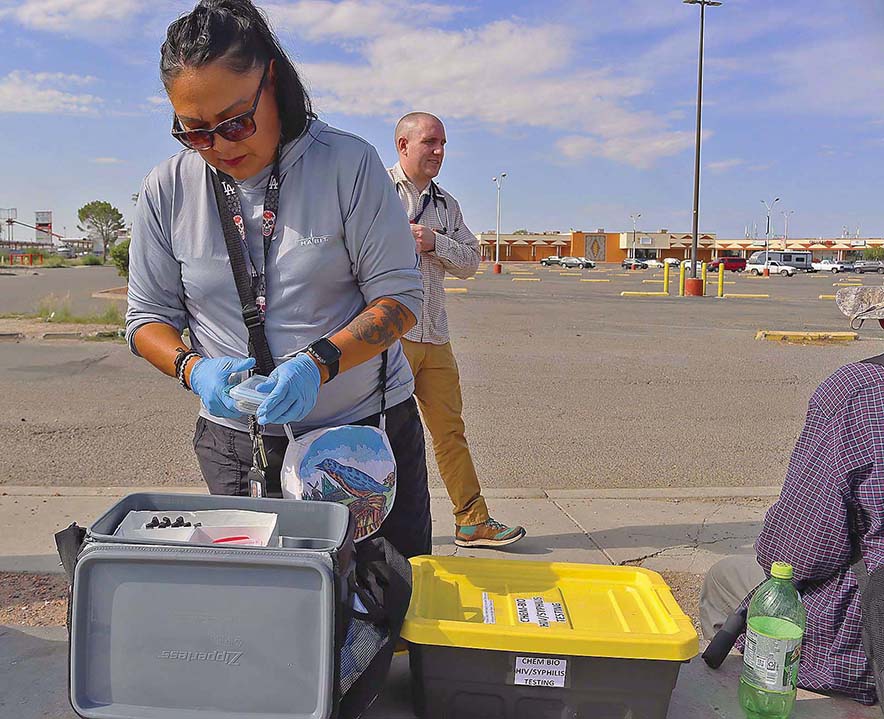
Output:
(454, 518), (526, 548)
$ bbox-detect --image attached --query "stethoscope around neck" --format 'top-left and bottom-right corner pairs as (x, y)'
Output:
(411, 181), (452, 235)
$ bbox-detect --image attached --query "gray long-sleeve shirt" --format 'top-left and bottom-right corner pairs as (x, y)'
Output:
(127, 120), (422, 435)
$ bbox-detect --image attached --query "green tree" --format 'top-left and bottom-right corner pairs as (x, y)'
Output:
(864, 247), (884, 261)
(513, 228), (529, 235)
(77, 200), (125, 261)
(110, 238), (130, 279)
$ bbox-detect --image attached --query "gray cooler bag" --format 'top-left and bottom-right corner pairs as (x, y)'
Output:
(56, 493), (411, 719)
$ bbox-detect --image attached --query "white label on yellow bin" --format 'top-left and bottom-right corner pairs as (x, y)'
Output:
(482, 592), (496, 624)
(515, 597), (567, 628)
(513, 656), (568, 687)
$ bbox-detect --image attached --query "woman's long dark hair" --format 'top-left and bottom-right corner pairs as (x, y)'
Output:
(160, 0), (313, 144)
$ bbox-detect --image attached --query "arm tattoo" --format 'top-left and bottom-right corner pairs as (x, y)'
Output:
(346, 300), (410, 347)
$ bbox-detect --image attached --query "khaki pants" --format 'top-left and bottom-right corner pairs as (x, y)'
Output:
(401, 338), (489, 526)
(700, 555), (766, 639)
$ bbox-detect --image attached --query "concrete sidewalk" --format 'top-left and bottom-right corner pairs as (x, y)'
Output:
(1, 485), (877, 718)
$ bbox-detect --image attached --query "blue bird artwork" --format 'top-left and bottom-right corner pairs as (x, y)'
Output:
(314, 458), (393, 499)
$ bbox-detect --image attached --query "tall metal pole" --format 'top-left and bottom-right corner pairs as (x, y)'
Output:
(492, 173), (506, 272)
(629, 213), (641, 260)
(685, 0), (721, 280)
(761, 198), (780, 266)
(782, 210), (793, 250)
(495, 182), (501, 265)
(688, 2), (706, 279)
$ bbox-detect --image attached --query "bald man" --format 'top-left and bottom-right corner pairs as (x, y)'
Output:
(388, 112), (525, 548)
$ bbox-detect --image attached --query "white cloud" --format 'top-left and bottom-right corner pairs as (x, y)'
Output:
(556, 131), (697, 169)
(272, 4), (694, 168)
(3, 0), (143, 32)
(264, 0), (462, 41)
(91, 157), (124, 164)
(0, 71), (103, 115)
(706, 158), (745, 173)
(146, 95), (168, 106)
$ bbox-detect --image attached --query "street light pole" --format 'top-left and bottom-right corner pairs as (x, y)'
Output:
(629, 213), (641, 260)
(761, 197), (780, 268)
(782, 210), (794, 250)
(492, 173), (507, 273)
(684, 0), (722, 280)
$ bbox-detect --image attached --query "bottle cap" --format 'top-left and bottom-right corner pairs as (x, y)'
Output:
(771, 561), (793, 580)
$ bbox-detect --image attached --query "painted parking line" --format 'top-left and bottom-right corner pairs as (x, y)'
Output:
(560, 272), (582, 276)
(581, 279), (611, 283)
(620, 291), (668, 297)
(721, 293), (770, 299)
(819, 294), (836, 300)
(444, 287), (469, 294)
(512, 277), (541, 282)
(642, 280), (665, 284)
(756, 330), (857, 343)
(833, 282), (862, 287)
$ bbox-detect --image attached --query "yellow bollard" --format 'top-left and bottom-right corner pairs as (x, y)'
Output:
(678, 262), (686, 297)
(718, 262), (725, 298)
(663, 262), (671, 296)
(701, 262), (708, 296)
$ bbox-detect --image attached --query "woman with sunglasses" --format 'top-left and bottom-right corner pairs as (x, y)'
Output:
(126, 0), (431, 558)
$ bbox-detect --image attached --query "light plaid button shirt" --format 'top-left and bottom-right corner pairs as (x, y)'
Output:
(388, 162), (480, 345)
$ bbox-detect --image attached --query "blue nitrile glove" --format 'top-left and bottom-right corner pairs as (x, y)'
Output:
(255, 353), (321, 425)
(189, 356), (256, 419)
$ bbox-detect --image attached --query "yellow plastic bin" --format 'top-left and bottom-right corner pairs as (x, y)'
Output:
(402, 556), (698, 719)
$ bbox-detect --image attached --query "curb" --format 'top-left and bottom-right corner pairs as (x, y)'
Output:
(91, 286), (127, 301)
(41, 332), (83, 340)
(755, 330), (857, 343)
(0, 485), (783, 500)
(0, 332), (24, 341)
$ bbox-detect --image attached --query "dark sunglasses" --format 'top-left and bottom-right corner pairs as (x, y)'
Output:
(171, 64), (269, 151)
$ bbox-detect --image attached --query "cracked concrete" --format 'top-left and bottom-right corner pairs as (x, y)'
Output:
(0, 489), (764, 574)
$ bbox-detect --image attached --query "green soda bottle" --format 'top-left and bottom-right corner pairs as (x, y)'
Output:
(739, 562), (806, 719)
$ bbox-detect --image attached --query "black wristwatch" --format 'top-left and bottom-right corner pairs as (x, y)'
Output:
(305, 338), (342, 382)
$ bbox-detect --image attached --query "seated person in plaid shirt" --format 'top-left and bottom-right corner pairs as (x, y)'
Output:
(701, 286), (884, 705)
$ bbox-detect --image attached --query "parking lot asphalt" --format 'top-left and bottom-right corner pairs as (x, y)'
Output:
(1, 263), (881, 490)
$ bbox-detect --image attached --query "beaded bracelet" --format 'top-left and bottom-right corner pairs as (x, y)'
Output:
(174, 349), (201, 391)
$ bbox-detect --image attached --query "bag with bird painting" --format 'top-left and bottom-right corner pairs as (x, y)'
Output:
(280, 350), (396, 543)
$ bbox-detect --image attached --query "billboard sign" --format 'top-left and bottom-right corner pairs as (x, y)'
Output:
(35, 211), (52, 243)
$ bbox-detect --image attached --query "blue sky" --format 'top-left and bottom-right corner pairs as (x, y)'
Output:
(1, 0), (882, 242)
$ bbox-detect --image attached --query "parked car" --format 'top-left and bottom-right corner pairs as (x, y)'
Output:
(56, 245), (75, 259)
(662, 258), (682, 267)
(708, 257), (747, 273)
(746, 260), (795, 276)
(561, 256), (596, 269)
(621, 257), (648, 269)
(540, 256), (563, 266)
(642, 258), (665, 269)
(811, 259), (846, 273)
(854, 260), (884, 274)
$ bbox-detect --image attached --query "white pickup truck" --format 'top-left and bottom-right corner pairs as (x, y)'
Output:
(812, 259), (846, 273)
(745, 260), (795, 276)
